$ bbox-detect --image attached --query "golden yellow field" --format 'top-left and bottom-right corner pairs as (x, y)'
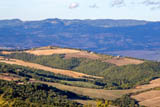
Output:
(25, 48), (81, 55)
(0, 51), (13, 55)
(132, 90), (160, 107)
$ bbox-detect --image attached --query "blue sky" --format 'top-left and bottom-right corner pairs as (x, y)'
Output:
(0, 0), (160, 21)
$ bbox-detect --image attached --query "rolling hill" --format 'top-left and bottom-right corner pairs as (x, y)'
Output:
(0, 46), (160, 106)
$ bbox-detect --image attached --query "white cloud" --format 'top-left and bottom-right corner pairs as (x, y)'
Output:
(111, 0), (125, 7)
(69, 2), (79, 9)
(89, 4), (98, 8)
(142, 0), (160, 9)
(109, 0), (160, 10)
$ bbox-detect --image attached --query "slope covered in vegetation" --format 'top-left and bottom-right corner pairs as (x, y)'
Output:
(2, 52), (160, 89)
(0, 62), (104, 89)
(0, 80), (82, 107)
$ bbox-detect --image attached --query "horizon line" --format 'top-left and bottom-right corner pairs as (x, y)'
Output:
(0, 17), (158, 22)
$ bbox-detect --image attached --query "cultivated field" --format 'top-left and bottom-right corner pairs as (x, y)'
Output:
(132, 90), (160, 107)
(104, 57), (144, 66)
(41, 78), (160, 101)
(0, 57), (102, 79)
(64, 49), (144, 66)
(136, 78), (160, 90)
(41, 82), (133, 100)
(0, 51), (13, 55)
(43, 78), (160, 106)
(25, 48), (81, 55)
(65, 51), (101, 60)
(0, 47), (144, 66)
(132, 78), (160, 107)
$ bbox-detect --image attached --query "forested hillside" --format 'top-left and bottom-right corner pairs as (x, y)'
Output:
(2, 51), (160, 89)
(0, 80), (82, 107)
(0, 59), (143, 107)
(1, 47), (160, 106)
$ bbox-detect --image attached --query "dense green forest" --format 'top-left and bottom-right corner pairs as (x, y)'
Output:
(2, 52), (160, 89)
(96, 95), (141, 107)
(0, 80), (83, 107)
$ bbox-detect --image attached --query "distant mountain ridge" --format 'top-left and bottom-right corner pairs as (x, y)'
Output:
(0, 18), (148, 28)
(0, 18), (160, 60)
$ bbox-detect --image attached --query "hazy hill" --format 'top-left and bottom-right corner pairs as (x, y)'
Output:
(0, 18), (160, 60)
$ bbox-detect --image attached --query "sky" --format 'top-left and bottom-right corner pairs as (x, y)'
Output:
(0, 0), (160, 21)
